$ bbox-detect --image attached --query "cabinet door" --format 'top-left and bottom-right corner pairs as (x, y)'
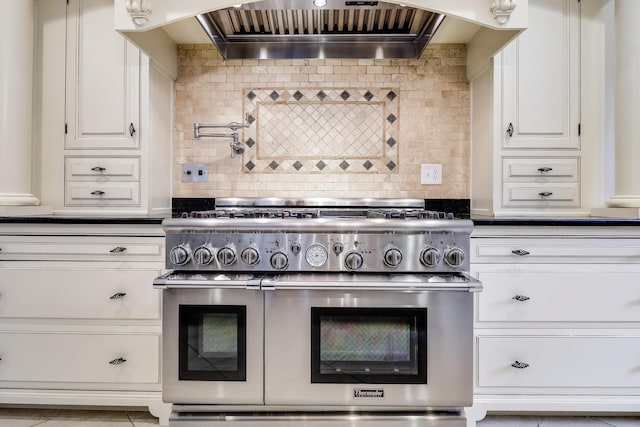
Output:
(65, 0), (140, 150)
(501, 0), (580, 149)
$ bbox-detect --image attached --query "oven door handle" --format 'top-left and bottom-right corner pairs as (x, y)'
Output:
(260, 275), (482, 292)
(152, 272), (262, 290)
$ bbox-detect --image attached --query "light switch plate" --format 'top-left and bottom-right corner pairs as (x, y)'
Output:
(421, 164), (442, 185)
(182, 163), (209, 183)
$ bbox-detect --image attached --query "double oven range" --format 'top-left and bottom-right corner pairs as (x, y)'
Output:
(154, 198), (481, 427)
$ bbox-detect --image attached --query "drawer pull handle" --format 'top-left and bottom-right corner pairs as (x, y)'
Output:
(538, 192), (553, 198)
(511, 249), (530, 256)
(506, 122), (514, 138)
(91, 166), (106, 173)
(512, 295), (531, 302)
(91, 190), (105, 196)
(537, 167), (553, 173)
(511, 361), (530, 369)
(129, 123), (136, 137)
(110, 247), (127, 254)
(110, 292), (127, 300)
(109, 357), (127, 366)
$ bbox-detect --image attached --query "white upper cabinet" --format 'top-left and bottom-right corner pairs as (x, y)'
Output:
(500, 0), (581, 150)
(65, 0), (140, 150)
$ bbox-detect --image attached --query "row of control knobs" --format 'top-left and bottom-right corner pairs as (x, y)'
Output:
(169, 244), (465, 270)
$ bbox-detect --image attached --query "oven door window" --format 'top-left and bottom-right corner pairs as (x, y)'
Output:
(179, 305), (246, 381)
(311, 307), (427, 384)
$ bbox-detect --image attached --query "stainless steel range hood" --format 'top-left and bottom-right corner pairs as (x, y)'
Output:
(115, 0), (528, 80)
(196, 0), (444, 59)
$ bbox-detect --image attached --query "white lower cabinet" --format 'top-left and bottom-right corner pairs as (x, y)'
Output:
(467, 228), (640, 426)
(0, 224), (171, 424)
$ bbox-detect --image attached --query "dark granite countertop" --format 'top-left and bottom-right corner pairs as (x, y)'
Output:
(472, 216), (640, 226)
(0, 216), (167, 225)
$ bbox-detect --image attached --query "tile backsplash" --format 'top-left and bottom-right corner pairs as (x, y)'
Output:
(173, 44), (469, 198)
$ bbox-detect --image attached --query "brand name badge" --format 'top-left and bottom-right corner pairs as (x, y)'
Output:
(353, 388), (384, 399)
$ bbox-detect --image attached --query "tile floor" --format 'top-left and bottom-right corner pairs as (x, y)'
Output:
(0, 409), (638, 426)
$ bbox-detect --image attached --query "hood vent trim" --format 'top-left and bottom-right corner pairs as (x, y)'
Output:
(196, 0), (444, 59)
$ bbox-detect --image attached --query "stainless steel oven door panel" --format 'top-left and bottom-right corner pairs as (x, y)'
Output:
(263, 282), (474, 408)
(170, 412), (466, 427)
(162, 285), (264, 405)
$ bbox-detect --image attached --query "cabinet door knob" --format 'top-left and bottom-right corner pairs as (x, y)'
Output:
(537, 167), (553, 173)
(109, 292), (127, 300)
(109, 247), (127, 254)
(511, 361), (530, 369)
(109, 357), (127, 366)
(506, 122), (514, 137)
(512, 295), (531, 302)
(91, 166), (106, 173)
(129, 123), (136, 137)
(90, 190), (105, 196)
(511, 249), (530, 256)
(538, 192), (553, 198)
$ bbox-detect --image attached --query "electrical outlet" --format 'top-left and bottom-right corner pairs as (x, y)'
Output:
(182, 163), (209, 183)
(421, 164), (442, 185)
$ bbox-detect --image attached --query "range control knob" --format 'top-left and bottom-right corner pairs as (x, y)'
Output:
(241, 247), (260, 266)
(383, 248), (403, 268)
(344, 252), (364, 271)
(444, 247), (465, 267)
(193, 246), (214, 266)
(332, 242), (344, 255)
(420, 247), (441, 267)
(270, 251), (289, 270)
(290, 241), (302, 255)
(217, 247), (237, 266)
(169, 246), (190, 266)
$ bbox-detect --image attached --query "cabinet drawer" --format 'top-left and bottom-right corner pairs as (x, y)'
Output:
(0, 268), (161, 319)
(65, 156), (140, 181)
(65, 182), (140, 206)
(475, 268), (640, 323)
(0, 331), (159, 385)
(503, 183), (579, 208)
(471, 238), (640, 263)
(0, 236), (163, 261)
(477, 335), (640, 389)
(502, 157), (579, 182)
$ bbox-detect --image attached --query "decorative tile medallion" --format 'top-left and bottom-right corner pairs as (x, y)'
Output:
(242, 88), (400, 173)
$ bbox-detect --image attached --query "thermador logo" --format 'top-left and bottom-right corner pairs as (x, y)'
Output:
(353, 388), (385, 399)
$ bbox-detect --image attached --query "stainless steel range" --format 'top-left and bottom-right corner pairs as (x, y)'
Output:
(154, 198), (481, 427)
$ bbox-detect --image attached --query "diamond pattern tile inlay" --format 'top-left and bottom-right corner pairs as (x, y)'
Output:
(242, 88), (399, 173)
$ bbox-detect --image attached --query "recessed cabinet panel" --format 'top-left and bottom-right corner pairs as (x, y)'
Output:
(0, 332), (159, 385)
(65, 156), (140, 181)
(0, 268), (161, 320)
(66, 182), (140, 206)
(65, 0), (140, 149)
(501, 0), (580, 149)
(477, 336), (640, 389)
(502, 158), (579, 182)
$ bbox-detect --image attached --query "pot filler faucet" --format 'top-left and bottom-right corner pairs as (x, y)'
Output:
(193, 113), (251, 157)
